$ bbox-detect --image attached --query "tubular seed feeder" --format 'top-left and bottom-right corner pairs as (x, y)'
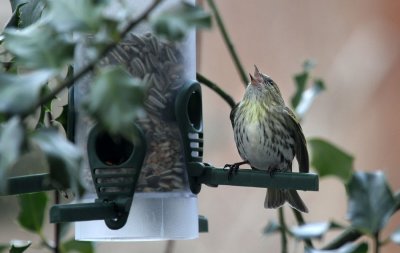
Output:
(1, 0), (319, 242)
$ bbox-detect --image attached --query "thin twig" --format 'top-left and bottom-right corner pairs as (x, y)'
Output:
(54, 191), (60, 253)
(164, 240), (175, 253)
(278, 207), (288, 253)
(196, 73), (236, 109)
(21, 0), (163, 119)
(374, 232), (380, 253)
(205, 0), (248, 88)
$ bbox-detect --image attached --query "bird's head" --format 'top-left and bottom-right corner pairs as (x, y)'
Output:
(244, 65), (284, 105)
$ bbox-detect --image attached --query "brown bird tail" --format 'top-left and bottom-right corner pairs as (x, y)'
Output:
(265, 189), (309, 213)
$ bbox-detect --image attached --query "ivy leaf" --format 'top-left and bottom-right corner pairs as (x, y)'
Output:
(0, 117), (24, 192)
(391, 227), (400, 245)
(291, 221), (343, 240)
(30, 128), (83, 195)
(0, 244), (8, 252)
(0, 70), (54, 114)
(308, 138), (354, 183)
(305, 242), (368, 253)
(262, 220), (280, 235)
(291, 59), (317, 110)
(346, 171), (395, 235)
(46, 0), (104, 33)
(84, 66), (145, 139)
(54, 104), (68, 131)
(5, 2), (26, 28)
(295, 79), (326, 118)
(9, 240), (31, 253)
(17, 192), (48, 233)
(17, 0), (45, 28)
(3, 22), (74, 69)
(10, 0), (28, 11)
(61, 239), (94, 253)
(291, 71), (308, 109)
(151, 2), (211, 41)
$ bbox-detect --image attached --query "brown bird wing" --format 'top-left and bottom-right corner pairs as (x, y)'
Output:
(229, 103), (240, 127)
(283, 107), (309, 173)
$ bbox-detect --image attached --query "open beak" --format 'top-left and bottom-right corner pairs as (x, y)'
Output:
(254, 65), (261, 79)
(249, 73), (257, 85)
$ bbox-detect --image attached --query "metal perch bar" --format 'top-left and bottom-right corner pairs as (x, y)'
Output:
(189, 162), (319, 191)
(50, 202), (117, 223)
(2, 173), (55, 195)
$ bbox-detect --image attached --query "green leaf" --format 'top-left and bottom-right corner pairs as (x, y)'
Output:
(308, 138), (354, 183)
(18, 0), (45, 28)
(9, 240), (31, 253)
(30, 128), (83, 195)
(17, 192), (48, 233)
(346, 171), (395, 235)
(0, 70), (54, 114)
(9, 0), (45, 28)
(61, 239), (94, 253)
(0, 117), (24, 192)
(291, 71), (308, 109)
(291, 221), (343, 240)
(10, 0), (28, 12)
(391, 227), (400, 244)
(151, 2), (212, 41)
(3, 22), (74, 69)
(305, 242), (368, 253)
(84, 66), (145, 138)
(295, 79), (326, 118)
(54, 104), (68, 131)
(262, 220), (280, 235)
(46, 0), (104, 33)
(0, 244), (8, 252)
(5, 2), (26, 28)
(291, 59), (317, 109)
(291, 222), (331, 239)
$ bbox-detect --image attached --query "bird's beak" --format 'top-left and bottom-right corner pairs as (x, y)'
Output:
(254, 65), (261, 79)
(249, 73), (257, 85)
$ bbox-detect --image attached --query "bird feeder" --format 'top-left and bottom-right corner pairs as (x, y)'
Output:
(1, 0), (319, 243)
(68, 0), (200, 241)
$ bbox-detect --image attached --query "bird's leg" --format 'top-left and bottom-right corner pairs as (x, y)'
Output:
(267, 166), (280, 177)
(224, 160), (249, 180)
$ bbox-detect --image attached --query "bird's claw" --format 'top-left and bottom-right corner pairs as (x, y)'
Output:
(224, 163), (240, 180)
(268, 167), (279, 177)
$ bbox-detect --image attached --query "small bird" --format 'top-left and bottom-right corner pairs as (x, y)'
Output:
(226, 65), (309, 213)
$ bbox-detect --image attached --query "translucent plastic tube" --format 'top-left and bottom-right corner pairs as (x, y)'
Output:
(73, 0), (198, 241)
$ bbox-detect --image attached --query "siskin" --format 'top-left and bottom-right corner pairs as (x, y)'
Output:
(227, 65), (309, 213)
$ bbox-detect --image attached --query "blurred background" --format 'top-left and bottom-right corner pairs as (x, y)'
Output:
(1, 0), (400, 252)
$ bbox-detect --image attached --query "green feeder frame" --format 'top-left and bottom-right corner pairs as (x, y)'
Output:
(1, 81), (318, 234)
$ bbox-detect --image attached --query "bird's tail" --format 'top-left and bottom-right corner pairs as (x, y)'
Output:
(264, 188), (308, 213)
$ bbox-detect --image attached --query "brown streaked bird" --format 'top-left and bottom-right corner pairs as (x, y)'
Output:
(226, 65), (309, 213)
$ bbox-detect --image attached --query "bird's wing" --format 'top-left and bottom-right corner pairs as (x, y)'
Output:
(282, 107), (309, 173)
(230, 103), (240, 127)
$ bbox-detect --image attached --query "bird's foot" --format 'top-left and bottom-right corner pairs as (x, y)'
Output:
(267, 167), (280, 177)
(224, 160), (249, 180)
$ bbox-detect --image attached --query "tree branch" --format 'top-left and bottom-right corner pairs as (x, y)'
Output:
(205, 0), (248, 88)
(21, 0), (163, 119)
(278, 207), (288, 253)
(196, 73), (236, 109)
